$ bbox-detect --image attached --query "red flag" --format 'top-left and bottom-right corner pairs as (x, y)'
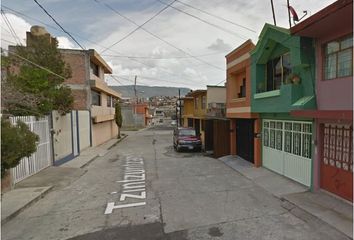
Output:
(288, 6), (299, 21)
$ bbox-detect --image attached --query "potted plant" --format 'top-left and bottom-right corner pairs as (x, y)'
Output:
(285, 73), (301, 85)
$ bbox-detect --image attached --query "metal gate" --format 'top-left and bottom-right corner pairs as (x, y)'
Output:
(321, 123), (353, 202)
(262, 119), (312, 186)
(236, 119), (254, 163)
(10, 116), (52, 183)
(213, 119), (230, 158)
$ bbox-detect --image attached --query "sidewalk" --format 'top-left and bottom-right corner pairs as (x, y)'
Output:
(1, 135), (128, 225)
(62, 135), (127, 168)
(218, 155), (353, 239)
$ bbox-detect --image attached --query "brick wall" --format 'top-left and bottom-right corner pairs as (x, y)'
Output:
(71, 89), (88, 110)
(61, 50), (87, 85)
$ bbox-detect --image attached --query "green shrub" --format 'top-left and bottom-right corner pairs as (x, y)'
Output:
(1, 118), (39, 178)
(115, 102), (123, 138)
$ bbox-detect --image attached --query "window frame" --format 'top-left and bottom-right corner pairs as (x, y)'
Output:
(265, 52), (291, 92)
(91, 90), (101, 106)
(201, 96), (206, 110)
(194, 97), (199, 110)
(107, 95), (112, 107)
(323, 34), (353, 80)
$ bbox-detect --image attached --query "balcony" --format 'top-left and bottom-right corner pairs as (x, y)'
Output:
(90, 76), (121, 99)
(91, 105), (115, 123)
(252, 83), (306, 113)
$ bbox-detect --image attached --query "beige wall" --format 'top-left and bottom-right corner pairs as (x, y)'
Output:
(52, 111), (73, 161)
(92, 120), (118, 146)
(207, 87), (226, 105)
(78, 110), (91, 151)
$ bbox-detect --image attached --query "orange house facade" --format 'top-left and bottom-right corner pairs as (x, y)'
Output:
(226, 40), (261, 167)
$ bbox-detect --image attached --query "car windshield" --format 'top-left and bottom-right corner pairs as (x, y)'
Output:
(179, 129), (196, 136)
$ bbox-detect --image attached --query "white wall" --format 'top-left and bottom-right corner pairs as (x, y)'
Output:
(52, 111), (73, 161)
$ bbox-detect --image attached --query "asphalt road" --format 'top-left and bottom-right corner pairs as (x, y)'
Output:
(2, 126), (350, 240)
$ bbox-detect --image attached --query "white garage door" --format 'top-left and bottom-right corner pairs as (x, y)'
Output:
(262, 119), (312, 187)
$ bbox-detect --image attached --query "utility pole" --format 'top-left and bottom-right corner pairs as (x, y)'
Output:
(270, 0), (277, 26)
(178, 89), (181, 127)
(175, 97), (178, 127)
(287, 0), (292, 28)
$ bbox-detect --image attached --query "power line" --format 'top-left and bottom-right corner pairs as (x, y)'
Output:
(1, 10), (22, 45)
(101, 51), (225, 59)
(1, 6), (213, 84)
(94, 0), (177, 54)
(1, 7), (214, 88)
(215, 79), (226, 86)
(32, 0), (86, 50)
(2, 47), (67, 80)
(156, 0), (248, 40)
(93, 0), (224, 71)
(174, 0), (256, 33)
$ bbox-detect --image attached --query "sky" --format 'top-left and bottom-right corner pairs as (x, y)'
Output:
(1, 0), (335, 90)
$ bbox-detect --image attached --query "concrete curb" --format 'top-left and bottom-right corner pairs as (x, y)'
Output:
(107, 134), (128, 150)
(1, 186), (53, 225)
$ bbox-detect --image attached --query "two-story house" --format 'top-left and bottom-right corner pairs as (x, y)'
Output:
(183, 90), (207, 148)
(226, 40), (261, 166)
(251, 24), (316, 188)
(181, 95), (194, 127)
(290, 0), (353, 201)
(61, 48), (121, 147)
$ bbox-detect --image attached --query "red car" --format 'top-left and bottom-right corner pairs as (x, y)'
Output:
(173, 127), (202, 152)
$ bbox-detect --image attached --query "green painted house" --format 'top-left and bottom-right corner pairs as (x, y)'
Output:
(250, 24), (316, 187)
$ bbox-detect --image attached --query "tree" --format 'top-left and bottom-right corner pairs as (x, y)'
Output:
(115, 102), (123, 138)
(1, 118), (39, 178)
(1, 34), (74, 117)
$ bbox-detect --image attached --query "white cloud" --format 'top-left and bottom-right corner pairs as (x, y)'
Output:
(56, 36), (76, 49)
(1, 13), (31, 49)
(3, 0), (337, 89)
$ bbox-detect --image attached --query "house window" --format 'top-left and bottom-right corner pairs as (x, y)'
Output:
(201, 96), (206, 109)
(238, 78), (246, 98)
(194, 97), (199, 110)
(90, 62), (99, 77)
(107, 95), (112, 107)
(91, 90), (101, 106)
(324, 35), (353, 80)
(266, 52), (291, 91)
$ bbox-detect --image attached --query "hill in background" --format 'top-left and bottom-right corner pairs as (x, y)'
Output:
(109, 85), (191, 98)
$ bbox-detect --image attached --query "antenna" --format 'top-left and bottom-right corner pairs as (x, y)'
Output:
(270, 0), (277, 26)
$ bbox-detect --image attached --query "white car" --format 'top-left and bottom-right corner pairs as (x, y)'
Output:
(171, 120), (177, 126)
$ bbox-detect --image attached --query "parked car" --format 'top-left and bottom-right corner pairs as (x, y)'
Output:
(171, 120), (177, 126)
(173, 127), (202, 152)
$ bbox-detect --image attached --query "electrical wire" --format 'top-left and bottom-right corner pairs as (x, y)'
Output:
(93, 0), (224, 71)
(1, 6), (215, 84)
(2, 47), (67, 80)
(101, 51), (226, 59)
(94, 0), (177, 54)
(1, 10), (22, 45)
(32, 0), (86, 50)
(156, 0), (248, 40)
(174, 0), (256, 33)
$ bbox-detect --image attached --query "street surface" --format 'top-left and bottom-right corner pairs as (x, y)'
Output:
(2, 125), (350, 240)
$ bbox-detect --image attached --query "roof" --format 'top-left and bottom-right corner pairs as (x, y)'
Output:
(206, 85), (225, 88)
(291, 0), (353, 37)
(186, 90), (207, 97)
(88, 49), (112, 74)
(225, 39), (254, 58)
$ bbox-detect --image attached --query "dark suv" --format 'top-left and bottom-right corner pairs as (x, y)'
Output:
(173, 127), (202, 152)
